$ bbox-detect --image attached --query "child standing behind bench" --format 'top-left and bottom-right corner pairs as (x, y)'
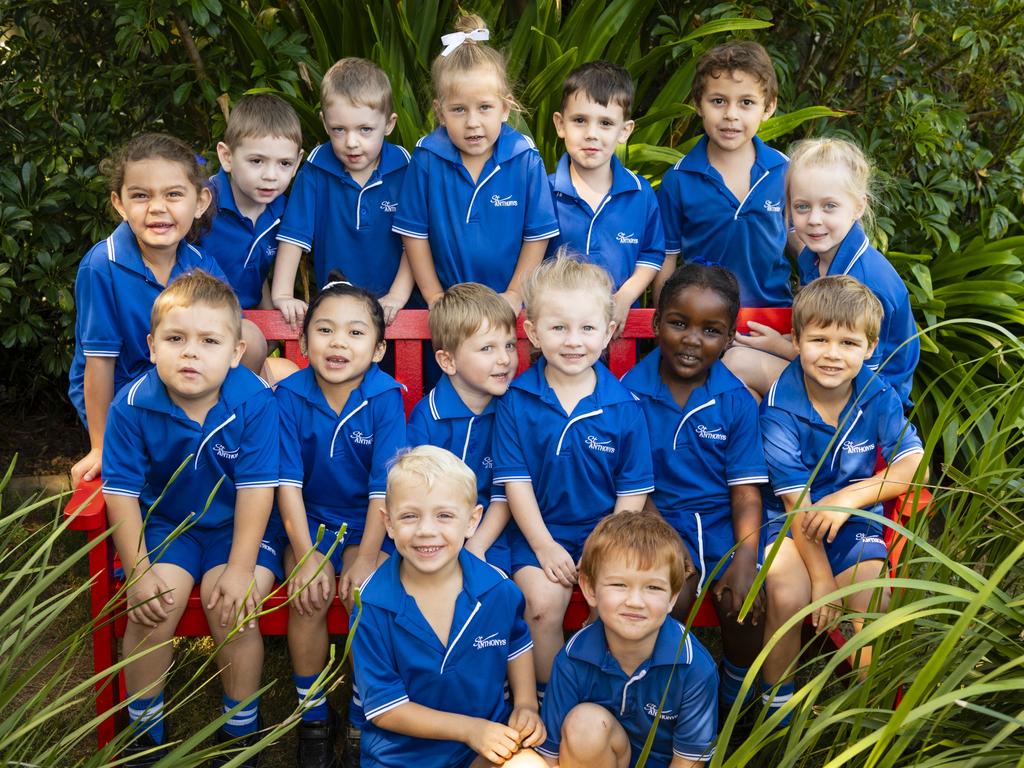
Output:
(102, 272), (283, 767)
(407, 283), (519, 574)
(352, 445), (546, 767)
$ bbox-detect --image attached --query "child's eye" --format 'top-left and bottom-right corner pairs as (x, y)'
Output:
(505, 342), (517, 351)
(360, 127), (373, 134)
(166, 334), (182, 342)
(601, 120), (614, 128)
(583, 324), (596, 332)
(480, 344), (492, 352)
(647, 584), (666, 592)
(572, 116), (585, 124)
(250, 158), (263, 165)
(794, 203), (810, 213)
(704, 327), (720, 335)
(710, 97), (725, 106)
(742, 99), (756, 107)
(316, 326), (332, 335)
(351, 329), (364, 336)
(203, 337), (221, 345)
(824, 202), (838, 210)
(551, 324), (565, 332)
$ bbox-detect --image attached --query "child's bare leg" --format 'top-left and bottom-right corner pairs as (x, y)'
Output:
(339, 544), (387, 613)
(123, 563), (193, 697)
(514, 566), (573, 684)
(263, 356), (299, 387)
(762, 538), (811, 686)
(722, 346), (787, 401)
(835, 558), (889, 676)
(470, 749), (549, 768)
(669, 568), (700, 625)
(558, 703), (630, 768)
(240, 318), (269, 376)
(285, 547), (337, 677)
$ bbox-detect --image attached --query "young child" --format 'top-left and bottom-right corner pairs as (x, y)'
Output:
(393, 15), (560, 312)
(548, 60), (665, 332)
(538, 511), (719, 768)
(759, 276), (925, 723)
(493, 256), (655, 691)
(655, 41), (790, 327)
(730, 138), (920, 406)
(623, 263), (767, 720)
(352, 445), (546, 768)
(407, 282), (519, 574)
(69, 133), (228, 487)
(101, 271), (283, 766)
(273, 58), (412, 327)
(275, 274), (406, 766)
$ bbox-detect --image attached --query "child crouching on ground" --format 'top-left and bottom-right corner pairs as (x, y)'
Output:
(351, 445), (546, 767)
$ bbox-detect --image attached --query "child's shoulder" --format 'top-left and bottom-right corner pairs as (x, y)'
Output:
(760, 360), (810, 417)
(412, 375), (487, 424)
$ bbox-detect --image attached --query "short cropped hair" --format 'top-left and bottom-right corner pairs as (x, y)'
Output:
(522, 251), (615, 325)
(429, 283), (517, 354)
(151, 270), (242, 341)
(223, 93), (303, 149)
(561, 60), (634, 120)
(385, 445), (478, 510)
(321, 57), (394, 115)
(693, 41), (778, 108)
(579, 511), (688, 595)
(792, 275), (883, 343)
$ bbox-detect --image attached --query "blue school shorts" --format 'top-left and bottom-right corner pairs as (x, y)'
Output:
(507, 521), (596, 575)
(305, 514), (395, 573)
(144, 514), (285, 582)
(766, 517), (887, 576)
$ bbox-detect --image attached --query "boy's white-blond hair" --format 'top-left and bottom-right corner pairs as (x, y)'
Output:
(385, 445), (478, 509)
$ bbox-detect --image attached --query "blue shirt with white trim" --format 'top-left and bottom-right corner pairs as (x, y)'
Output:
(392, 124), (559, 291)
(796, 221), (919, 407)
(352, 548), (532, 768)
(539, 619), (719, 767)
(68, 221), (231, 424)
(546, 153), (665, 290)
(492, 360), (654, 529)
(277, 141), (409, 296)
(199, 169), (286, 309)
(102, 365), (279, 529)
(760, 359), (924, 529)
(658, 135), (790, 308)
(276, 365), (406, 528)
(406, 375), (505, 507)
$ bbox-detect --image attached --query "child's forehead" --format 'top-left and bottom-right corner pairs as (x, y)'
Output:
(703, 67), (766, 94)
(310, 294), (372, 322)
(596, 552), (672, 580)
(801, 320), (870, 338)
(230, 134), (302, 154)
(439, 68), (508, 101)
(322, 96), (386, 119)
(387, 473), (475, 509)
(156, 301), (237, 331)
(563, 89), (627, 118)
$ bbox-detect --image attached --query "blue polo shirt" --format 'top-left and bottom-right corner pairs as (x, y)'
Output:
(796, 222), (919, 407)
(102, 366), (279, 529)
(406, 375), (505, 506)
(277, 141), (409, 296)
(68, 221), (231, 424)
(658, 135), (790, 308)
(760, 359), (924, 538)
(546, 153), (665, 290)
(276, 365), (406, 529)
(352, 549), (533, 768)
(492, 360), (654, 531)
(199, 169), (286, 309)
(623, 352), (767, 573)
(392, 124), (560, 291)
(539, 619), (718, 766)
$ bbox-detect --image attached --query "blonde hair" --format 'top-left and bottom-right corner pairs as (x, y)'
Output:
(522, 251), (615, 324)
(385, 445), (478, 510)
(321, 57), (394, 115)
(223, 93), (303, 149)
(792, 275), (883, 343)
(429, 282), (517, 353)
(150, 270), (242, 340)
(579, 511), (688, 594)
(787, 137), (875, 236)
(431, 14), (520, 113)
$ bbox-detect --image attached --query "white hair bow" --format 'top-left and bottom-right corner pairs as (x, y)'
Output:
(440, 28), (489, 57)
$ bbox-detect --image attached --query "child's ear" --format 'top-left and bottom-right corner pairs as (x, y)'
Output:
(372, 340), (387, 364)
(724, 325), (737, 352)
(432, 99), (444, 126)
(523, 318), (541, 349)
(215, 141), (233, 172)
(147, 333), (156, 364)
(111, 191), (128, 221)
(651, 311), (661, 336)
(552, 111), (566, 138)
(865, 337), (879, 360)
(380, 505), (394, 539)
(435, 348), (458, 376)
(578, 573), (598, 609)
(194, 186), (213, 219)
(618, 118), (635, 144)
(465, 503), (483, 540)
(384, 112), (398, 136)
(854, 195), (868, 221)
(762, 98), (778, 122)
(230, 338), (246, 368)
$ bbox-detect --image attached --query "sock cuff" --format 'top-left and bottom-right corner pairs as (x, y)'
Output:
(721, 658), (748, 681)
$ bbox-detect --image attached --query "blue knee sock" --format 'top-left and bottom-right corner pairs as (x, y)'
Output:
(761, 680), (795, 726)
(222, 694), (260, 738)
(720, 658), (752, 706)
(294, 672), (329, 723)
(128, 691), (165, 744)
(349, 682), (365, 730)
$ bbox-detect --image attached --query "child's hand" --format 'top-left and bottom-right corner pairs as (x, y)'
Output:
(536, 540), (576, 587)
(378, 293), (404, 325)
(339, 555), (377, 601)
(464, 538), (488, 561)
(802, 508), (851, 544)
(273, 295), (308, 329)
(468, 718), (524, 765)
(611, 294), (630, 339)
(288, 549), (333, 616)
(732, 322), (792, 358)
(207, 564), (262, 631)
(508, 705), (545, 748)
(810, 578), (842, 633)
(126, 570), (174, 627)
(499, 290), (523, 315)
(713, 548), (765, 625)
(71, 448), (103, 486)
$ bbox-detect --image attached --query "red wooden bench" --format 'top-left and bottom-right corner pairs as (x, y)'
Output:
(63, 307), (927, 746)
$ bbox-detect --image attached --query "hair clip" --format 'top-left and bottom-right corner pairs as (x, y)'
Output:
(440, 28), (489, 57)
(322, 280), (352, 290)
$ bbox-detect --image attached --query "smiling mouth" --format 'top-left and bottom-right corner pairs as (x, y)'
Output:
(413, 544), (443, 557)
(676, 352), (700, 364)
(324, 355), (350, 368)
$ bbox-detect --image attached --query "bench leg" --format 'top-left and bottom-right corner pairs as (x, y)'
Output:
(88, 531), (121, 748)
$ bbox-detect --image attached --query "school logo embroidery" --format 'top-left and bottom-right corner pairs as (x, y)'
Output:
(380, 200), (398, 213)
(473, 633), (507, 650)
(764, 199), (782, 213)
(585, 435), (616, 454)
(490, 194), (519, 207)
(644, 703), (679, 720)
(843, 440), (875, 454)
(482, 456), (494, 469)
(616, 232), (639, 244)
(855, 532), (885, 545)
(350, 431), (373, 445)
(213, 443), (240, 459)
(695, 425), (727, 441)
(264, 244), (278, 259)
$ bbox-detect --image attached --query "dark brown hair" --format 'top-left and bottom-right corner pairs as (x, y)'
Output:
(692, 41), (778, 108)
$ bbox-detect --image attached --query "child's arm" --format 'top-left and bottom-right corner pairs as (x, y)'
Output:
(612, 404), (655, 514)
(501, 239), (548, 313)
(713, 484), (766, 623)
(279, 485), (334, 614)
(379, 252), (415, 325)
(270, 241), (309, 327)
(206, 486), (272, 631)
(374, 702), (524, 764)
(106, 494), (175, 627)
(731, 322), (795, 359)
(506, 649), (545, 749)
(611, 266), (658, 337)
(465, 496), (510, 560)
(340, 497), (388, 600)
(72, 356), (116, 485)
(403, 236), (445, 307)
(505, 482), (576, 586)
(652, 253), (678, 307)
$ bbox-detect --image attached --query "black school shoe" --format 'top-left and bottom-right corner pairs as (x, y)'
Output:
(296, 706), (340, 768)
(210, 714), (264, 768)
(122, 730), (171, 768)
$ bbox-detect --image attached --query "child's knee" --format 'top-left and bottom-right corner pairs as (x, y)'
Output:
(766, 574), (810, 619)
(523, 586), (571, 625)
(562, 704), (628, 757)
